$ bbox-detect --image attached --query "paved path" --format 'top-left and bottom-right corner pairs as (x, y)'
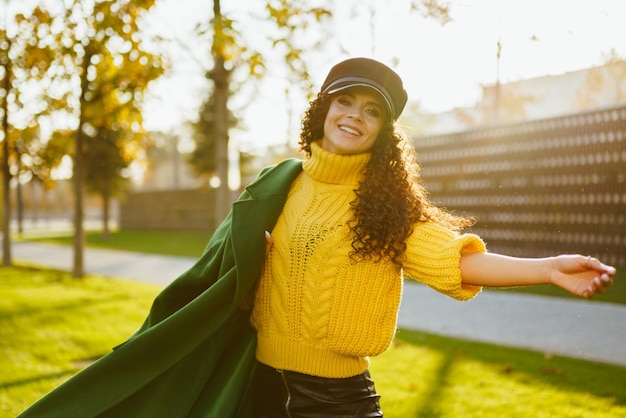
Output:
(398, 284), (626, 367)
(8, 241), (626, 367)
(12, 241), (194, 287)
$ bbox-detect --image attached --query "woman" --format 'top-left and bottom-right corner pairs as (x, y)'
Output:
(247, 57), (615, 417)
(19, 58), (615, 418)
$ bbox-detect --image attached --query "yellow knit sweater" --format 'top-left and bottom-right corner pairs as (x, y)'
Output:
(250, 142), (486, 378)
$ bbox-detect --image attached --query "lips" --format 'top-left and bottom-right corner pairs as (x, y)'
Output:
(339, 125), (362, 136)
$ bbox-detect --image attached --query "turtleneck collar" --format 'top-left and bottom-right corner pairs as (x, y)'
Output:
(302, 141), (371, 185)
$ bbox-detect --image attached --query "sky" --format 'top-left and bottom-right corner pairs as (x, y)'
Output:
(138, 0), (626, 151)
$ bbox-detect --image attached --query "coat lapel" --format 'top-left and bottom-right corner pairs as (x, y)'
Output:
(230, 158), (303, 300)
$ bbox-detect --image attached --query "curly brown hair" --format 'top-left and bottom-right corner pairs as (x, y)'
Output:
(299, 92), (474, 265)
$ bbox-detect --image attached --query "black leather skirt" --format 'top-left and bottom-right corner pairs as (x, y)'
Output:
(250, 362), (383, 417)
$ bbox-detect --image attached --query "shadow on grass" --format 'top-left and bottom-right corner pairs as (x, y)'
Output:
(2, 294), (136, 316)
(395, 330), (626, 410)
(414, 343), (456, 418)
(0, 371), (75, 391)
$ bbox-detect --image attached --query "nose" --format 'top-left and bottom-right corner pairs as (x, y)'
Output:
(348, 107), (364, 121)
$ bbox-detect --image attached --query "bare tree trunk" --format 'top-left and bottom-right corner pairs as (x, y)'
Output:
(102, 190), (110, 241)
(210, 0), (231, 230)
(73, 52), (92, 278)
(73, 128), (85, 277)
(15, 137), (24, 235)
(1, 45), (12, 266)
(16, 173), (23, 235)
(31, 179), (39, 224)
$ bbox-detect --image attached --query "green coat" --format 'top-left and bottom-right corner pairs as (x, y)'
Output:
(19, 158), (304, 418)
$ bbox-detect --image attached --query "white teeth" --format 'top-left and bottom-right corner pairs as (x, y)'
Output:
(340, 125), (361, 136)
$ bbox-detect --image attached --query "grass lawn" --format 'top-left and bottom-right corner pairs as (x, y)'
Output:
(0, 266), (162, 417)
(371, 331), (626, 417)
(2, 266), (625, 417)
(18, 228), (211, 258)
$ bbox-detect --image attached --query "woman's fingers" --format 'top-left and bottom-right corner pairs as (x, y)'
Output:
(264, 231), (274, 256)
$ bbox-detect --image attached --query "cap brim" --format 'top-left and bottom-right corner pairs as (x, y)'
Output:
(323, 77), (395, 119)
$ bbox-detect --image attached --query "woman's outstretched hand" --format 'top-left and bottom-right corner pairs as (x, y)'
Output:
(550, 255), (616, 298)
(460, 252), (616, 299)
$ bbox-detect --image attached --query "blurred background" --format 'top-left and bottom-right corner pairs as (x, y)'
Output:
(1, 0), (625, 275)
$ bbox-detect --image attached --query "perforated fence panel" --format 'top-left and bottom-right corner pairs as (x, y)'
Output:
(416, 105), (626, 265)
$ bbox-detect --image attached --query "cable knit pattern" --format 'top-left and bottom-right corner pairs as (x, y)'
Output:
(250, 142), (486, 378)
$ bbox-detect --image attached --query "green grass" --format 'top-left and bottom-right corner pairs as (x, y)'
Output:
(2, 266), (625, 417)
(19, 228), (211, 258)
(0, 266), (162, 417)
(371, 330), (626, 417)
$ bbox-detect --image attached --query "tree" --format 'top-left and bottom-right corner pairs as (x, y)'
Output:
(79, 33), (162, 241)
(84, 128), (129, 241)
(208, 0), (234, 225)
(188, 93), (237, 183)
(0, 34), (10, 266)
(193, 1), (451, 228)
(36, 0), (165, 277)
(28, 128), (73, 223)
(198, 0), (332, 226)
(1, 6), (57, 266)
(12, 125), (41, 235)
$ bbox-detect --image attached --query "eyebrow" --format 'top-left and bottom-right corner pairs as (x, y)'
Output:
(341, 91), (384, 110)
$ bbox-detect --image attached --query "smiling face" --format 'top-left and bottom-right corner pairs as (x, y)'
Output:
(320, 87), (387, 155)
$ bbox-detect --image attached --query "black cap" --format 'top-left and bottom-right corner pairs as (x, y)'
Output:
(320, 57), (408, 120)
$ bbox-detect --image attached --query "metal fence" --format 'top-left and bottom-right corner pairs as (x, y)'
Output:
(415, 105), (626, 266)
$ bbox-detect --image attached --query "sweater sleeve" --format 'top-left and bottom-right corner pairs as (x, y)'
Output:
(402, 221), (487, 301)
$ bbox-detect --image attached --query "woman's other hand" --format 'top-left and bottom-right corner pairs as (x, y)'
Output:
(551, 255), (616, 298)
(264, 231), (274, 257)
